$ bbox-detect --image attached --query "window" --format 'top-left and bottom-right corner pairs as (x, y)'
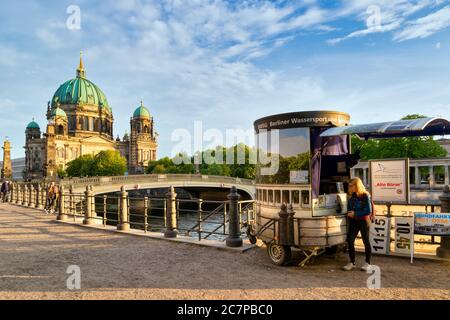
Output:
(354, 168), (364, 180)
(434, 166), (445, 185)
(282, 190), (290, 204)
(419, 167), (430, 184)
(292, 190), (300, 205)
(409, 167), (416, 185)
(274, 190), (281, 203)
(256, 127), (310, 184)
(268, 190), (274, 204)
(57, 125), (64, 135)
(301, 190), (310, 206)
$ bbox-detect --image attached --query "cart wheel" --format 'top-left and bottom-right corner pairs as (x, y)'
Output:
(267, 242), (292, 266)
(246, 225), (257, 244)
(248, 233), (257, 245)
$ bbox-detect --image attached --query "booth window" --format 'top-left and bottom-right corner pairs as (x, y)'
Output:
(301, 190), (310, 206)
(292, 190), (300, 205)
(409, 167), (416, 185)
(282, 190), (290, 204)
(275, 190), (281, 204)
(434, 166), (445, 184)
(268, 190), (274, 204)
(419, 167), (430, 184)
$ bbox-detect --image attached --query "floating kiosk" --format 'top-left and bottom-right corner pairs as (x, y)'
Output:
(250, 111), (450, 266)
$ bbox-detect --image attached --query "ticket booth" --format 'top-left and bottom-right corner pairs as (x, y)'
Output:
(251, 112), (450, 266)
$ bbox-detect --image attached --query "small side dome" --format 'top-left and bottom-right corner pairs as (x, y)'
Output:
(26, 120), (40, 130)
(51, 107), (67, 118)
(133, 101), (150, 119)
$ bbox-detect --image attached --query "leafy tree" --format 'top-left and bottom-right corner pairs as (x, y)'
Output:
(66, 151), (127, 177)
(93, 150), (127, 176)
(66, 154), (95, 177)
(352, 114), (447, 160)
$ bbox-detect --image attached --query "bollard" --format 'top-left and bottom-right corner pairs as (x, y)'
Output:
(83, 186), (94, 225)
(57, 185), (67, 221)
(117, 186), (130, 231)
(287, 204), (295, 245)
(29, 184), (36, 208)
(164, 186), (178, 238)
(21, 184), (26, 206)
(437, 185), (450, 259)
(15, 184), (20, 204)
(69, 186), (74, 217)
(278, 204), (289, 246)
(36, 184), (43, 209)
(226, 186), (243, 247)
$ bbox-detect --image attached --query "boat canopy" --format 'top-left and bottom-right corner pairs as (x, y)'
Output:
(320, 117), (450, 139)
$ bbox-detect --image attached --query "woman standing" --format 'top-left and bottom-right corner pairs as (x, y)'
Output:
(343, 177), (374, 271)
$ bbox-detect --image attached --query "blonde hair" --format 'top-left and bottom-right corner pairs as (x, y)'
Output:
(348, 177), (369, 197)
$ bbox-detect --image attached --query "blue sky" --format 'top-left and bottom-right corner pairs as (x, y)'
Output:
(1, 0), (450, 159)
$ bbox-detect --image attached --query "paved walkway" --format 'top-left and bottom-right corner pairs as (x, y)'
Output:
(0, 204), (449, 300)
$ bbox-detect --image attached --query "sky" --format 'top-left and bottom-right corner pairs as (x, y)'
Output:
(1, 0), (450, 159)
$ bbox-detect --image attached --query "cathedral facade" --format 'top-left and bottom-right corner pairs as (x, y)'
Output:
(24, 55), (157, 179)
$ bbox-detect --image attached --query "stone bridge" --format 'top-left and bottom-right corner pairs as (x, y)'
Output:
(58, 174), (256, 199)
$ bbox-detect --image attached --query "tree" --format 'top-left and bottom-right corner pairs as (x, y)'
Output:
(66, 151), (127, 177)
(66, 154), (95, 177)
(352, 114), (447, 160)
(93, 150), (127, 176)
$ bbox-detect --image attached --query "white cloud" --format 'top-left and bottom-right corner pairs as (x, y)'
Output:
(393, 5), (450, 41)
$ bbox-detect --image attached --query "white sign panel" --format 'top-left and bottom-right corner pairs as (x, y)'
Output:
(395, 217), (413, 255)
(369, 216), (389, 255)
(414, 212), (450, 236)
(370, 159), (409, 204)
(289, 170), (308, 183)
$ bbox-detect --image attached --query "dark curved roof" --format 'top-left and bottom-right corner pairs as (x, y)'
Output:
(320, 117), (450, 139)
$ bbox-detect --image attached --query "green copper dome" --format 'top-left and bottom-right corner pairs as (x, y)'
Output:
(133, 102), (150, 119)
(26, 120), (40, 130)
(51, 107), (67, 118)
(51, 54), (111, 112)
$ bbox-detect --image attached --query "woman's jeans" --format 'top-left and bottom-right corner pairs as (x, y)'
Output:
(347, 218), (371, 264)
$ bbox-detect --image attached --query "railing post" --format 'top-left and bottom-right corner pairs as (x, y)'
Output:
(226, 186), (242, 247)
(278, 204), (289, 246)
(69, 185), (74, 217)
(437, 185), (450, 259)
(10, 183), (15, 203)
(57, 185), (67, 221)
(164, 186), (178, 238)
(287, 204), (295, 245)
(117, 186), (130, 231)
(29, 184), (36, 208)
(103, 195), (107, 227)
(83, 185), (94, 225)
(198, 199), (203, 241)
(36, 184), (43, 209)
(90, 186), (96, 221)
(144, 196), (148, 233)
(22, 184), (26, 206)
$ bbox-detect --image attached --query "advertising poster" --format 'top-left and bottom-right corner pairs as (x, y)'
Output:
(369, 159), (409, 204)
(414, 213), (450, 236)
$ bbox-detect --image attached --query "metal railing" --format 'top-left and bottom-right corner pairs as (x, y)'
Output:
(55, 187), (255, 242)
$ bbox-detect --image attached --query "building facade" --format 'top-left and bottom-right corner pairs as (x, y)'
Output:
(24, 54), (157, 179)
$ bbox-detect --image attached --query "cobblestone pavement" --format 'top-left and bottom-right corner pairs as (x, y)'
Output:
(0, 204), (449, 300)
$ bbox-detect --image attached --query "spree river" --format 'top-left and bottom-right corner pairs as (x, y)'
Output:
(93, 197), (235, 241)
